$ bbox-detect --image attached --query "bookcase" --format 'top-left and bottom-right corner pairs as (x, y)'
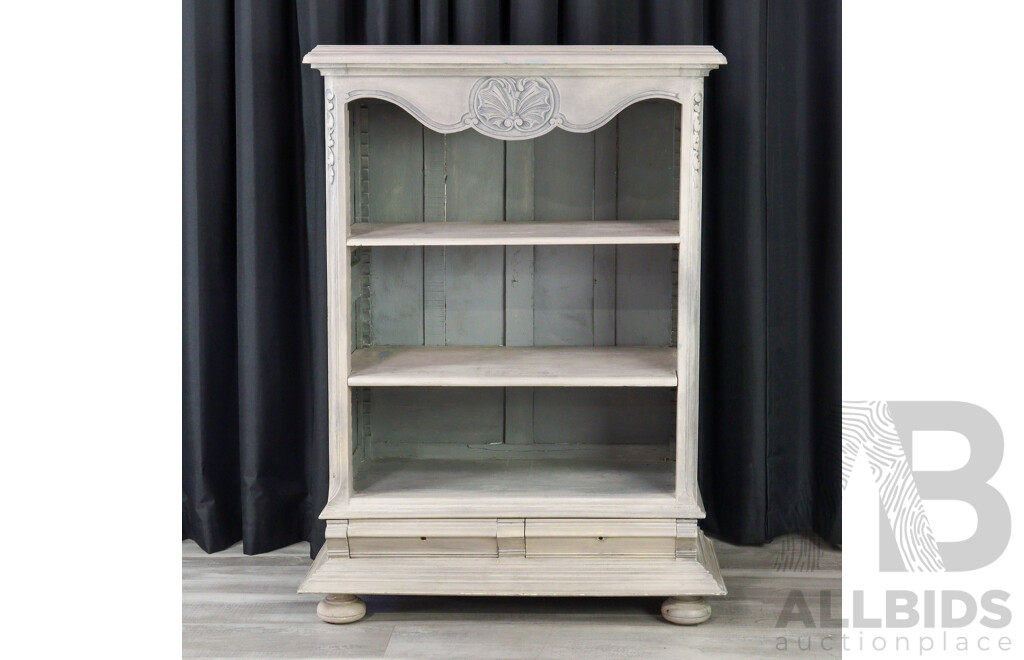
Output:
(300, 46), (727, 626)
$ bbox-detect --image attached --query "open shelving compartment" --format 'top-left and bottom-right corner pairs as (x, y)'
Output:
(330, 98), (687, 519)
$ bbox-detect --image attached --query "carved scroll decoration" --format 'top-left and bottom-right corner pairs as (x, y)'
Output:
(325, 88), (337, 184)
(690, 91), (703, 188)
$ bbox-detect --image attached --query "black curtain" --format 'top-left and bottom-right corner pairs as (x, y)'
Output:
(183, 0), (841, 556)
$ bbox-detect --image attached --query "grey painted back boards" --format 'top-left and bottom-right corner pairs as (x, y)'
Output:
(351, 100), (679, 464)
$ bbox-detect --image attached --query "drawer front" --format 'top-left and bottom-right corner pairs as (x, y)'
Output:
(525, 519), (676, 557)
(348, 519), (498, 558)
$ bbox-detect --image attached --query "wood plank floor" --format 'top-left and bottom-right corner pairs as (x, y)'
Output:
(183, 534), (841, 659)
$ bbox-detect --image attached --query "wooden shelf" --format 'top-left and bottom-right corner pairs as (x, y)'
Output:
(323, 459), (703, 519)
(355, 458), (674, 498)
(319, 457), (686, 518)
(347, 221), (679, 246)
(348, 346), (677, 387)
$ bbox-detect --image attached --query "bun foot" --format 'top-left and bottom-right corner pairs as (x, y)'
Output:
(662, 596), (711, 625)
(317, 594), (366, 624)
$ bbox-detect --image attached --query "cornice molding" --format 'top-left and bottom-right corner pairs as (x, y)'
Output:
(304, 45), (727, 76)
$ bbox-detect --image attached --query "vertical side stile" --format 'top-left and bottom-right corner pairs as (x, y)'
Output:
(325, 77), (352, 503)
(678, 78), (705, 508)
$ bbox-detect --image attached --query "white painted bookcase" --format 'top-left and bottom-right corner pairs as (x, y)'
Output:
(300, 45), (727, 625)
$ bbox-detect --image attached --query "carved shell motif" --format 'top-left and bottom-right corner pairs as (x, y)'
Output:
(470, 77), (559, 138)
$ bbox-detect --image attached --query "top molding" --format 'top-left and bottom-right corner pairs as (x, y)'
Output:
(303, 45), (727, 77)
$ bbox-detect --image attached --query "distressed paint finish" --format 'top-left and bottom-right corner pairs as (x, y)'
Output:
(304, 46), (726, 625)
(323, 77), (351, 505)
(678, 78), (706, 509)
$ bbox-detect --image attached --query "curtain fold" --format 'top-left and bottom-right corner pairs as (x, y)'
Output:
(183, 0), (841, 557)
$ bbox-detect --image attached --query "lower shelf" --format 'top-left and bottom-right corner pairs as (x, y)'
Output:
(300, 529), (725, 597)
(325, 457), (699, 518)
(355, 457), (674, 498)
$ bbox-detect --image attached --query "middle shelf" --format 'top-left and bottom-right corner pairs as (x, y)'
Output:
(348, 346), (677, 387)
(347, 220), (680, 246)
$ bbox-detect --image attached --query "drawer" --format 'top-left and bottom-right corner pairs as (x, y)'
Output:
(525, 519), (676, 557)
(348, 519), (498, 558)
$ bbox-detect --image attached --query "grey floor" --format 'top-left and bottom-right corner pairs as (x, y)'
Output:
(183, 534), (841, 659)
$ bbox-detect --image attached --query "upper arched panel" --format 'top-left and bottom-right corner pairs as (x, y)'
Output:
(305, 46), (726, 141)
(339, 76), (687, 140)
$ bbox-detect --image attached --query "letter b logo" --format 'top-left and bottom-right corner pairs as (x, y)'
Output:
(843, 401), (1010, 572)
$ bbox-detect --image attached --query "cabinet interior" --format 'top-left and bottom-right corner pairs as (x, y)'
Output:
(347, 99), (682, 498)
